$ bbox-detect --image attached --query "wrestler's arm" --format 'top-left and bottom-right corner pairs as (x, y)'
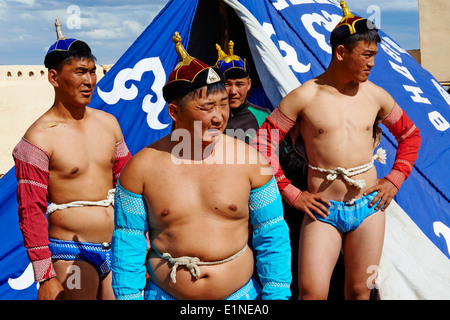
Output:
(12, 135), (64, 299)
(12, 138), (55, 278)
(364, 88), (421, 210)
(250, 86), (330, 219)
(111, 155), (149, 300)
(113, 139), (132, 187)
(249, 167), (292, 300)
(98, 110), (132, 186)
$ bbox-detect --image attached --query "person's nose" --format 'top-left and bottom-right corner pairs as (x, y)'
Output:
(211, 106), (226, 125)
(84, 72), (96, 87)
(229, 84), (238, 95)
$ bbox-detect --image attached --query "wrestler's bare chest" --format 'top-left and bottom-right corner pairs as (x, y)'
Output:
(46, 124), (116, 178)
(302, 93), (377, 133)
(300, 90), (379, 158)
(143, 161), (251, 225)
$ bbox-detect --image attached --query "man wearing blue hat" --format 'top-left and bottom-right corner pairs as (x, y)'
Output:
(216, 41), (270, 144)
(12, 20), (131, 299)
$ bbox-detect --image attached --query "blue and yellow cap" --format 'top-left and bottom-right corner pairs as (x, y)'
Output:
(215, 40), (249, 79)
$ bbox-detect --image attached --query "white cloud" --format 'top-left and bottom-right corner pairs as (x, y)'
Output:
(15, 0), (35, 6)
(123, 20), (145, 35)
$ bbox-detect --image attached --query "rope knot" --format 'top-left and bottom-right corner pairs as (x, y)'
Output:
(157, 244), (248, 284)
(309, 148), (387, 190)
(162, 253), (202, 284)
(335, 167), (350, 175)
(326, 167), (349, 182)
(374, 148), (387, 164)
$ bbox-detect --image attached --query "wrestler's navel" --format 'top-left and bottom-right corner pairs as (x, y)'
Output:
(228, 204), (238, 211)
(161, 209), (170, 217)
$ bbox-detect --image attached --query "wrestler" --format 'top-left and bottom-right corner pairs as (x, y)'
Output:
(12, 20), (131, 300)
(215, 41), (270, 144)
(111, 33), (291, 300)
(251, 1), (420, 300)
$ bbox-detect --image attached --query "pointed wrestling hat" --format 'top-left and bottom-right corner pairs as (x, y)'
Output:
(44, 19), (93, 69)
(330, 0), (378, 46)
(162, 32), (225, 103)
(215, 41), (249, 79)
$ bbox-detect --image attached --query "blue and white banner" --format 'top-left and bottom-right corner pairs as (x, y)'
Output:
(90, 0), (201, 155)
(0, 0), (448, 299)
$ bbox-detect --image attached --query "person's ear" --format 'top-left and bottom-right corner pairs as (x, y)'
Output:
(335, 44), (345, 61)
(47, 69), (59, 88)
(168, 103), (180, 122)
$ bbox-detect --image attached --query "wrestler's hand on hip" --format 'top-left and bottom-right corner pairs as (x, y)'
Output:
(364, 178), (399, 212)
(38, 277), (64, 300)
(293, 191), (331, 220)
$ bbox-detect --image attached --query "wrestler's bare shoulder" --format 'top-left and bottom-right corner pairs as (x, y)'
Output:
(278, 78), (319, 117)
(23, 107), (122, 150)
(223, 135), (272, 189)
(357, 81), (396, 115)
(22, 108), (62, 152)
(118, 135), (172, 192)
(87, 107), (119, 124)
(223, 134), (262, 163)
(287, 78), (319, 100)
(85, 107), (124, 140)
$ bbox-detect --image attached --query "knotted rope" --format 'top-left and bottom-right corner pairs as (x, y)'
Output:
(308, 148), (387, 190)
(47, 189), (115, 214)
(157, 244), (248, 284)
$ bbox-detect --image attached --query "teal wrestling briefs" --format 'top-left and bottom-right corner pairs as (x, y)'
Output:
(144, 277), (261, 300)
(314, 192), (383, 233)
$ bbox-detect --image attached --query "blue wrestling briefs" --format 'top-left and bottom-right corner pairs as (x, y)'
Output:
(144, 277), (261, 300)
(314, 192), (383, 233)
(49, 238), (112, 279)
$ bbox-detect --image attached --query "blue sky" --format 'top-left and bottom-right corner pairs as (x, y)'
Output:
(0, 0), (419, 65)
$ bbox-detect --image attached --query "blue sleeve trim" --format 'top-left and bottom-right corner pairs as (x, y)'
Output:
(111, 181), (149, 300)
(248, 175), (292, 300)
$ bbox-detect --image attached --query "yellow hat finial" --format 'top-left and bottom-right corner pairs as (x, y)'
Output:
(173, 32), (194, 68)
(216, 40), (241, 64)
(229, 40), (235, 56)
(337, 0), (361, 34)
(340, 1), (354, 18)
(216, 44), (227, 62)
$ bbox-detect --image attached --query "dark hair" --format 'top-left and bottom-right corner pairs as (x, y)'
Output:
(176, 82), (227, 107)
(54, 53), (97, 72)
(331, 29), (381, 55)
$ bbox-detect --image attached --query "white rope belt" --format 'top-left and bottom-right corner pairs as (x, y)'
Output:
(308, 148), (387, 190)
(47, 189), (115, 214)
(155, 244), (248, 284)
